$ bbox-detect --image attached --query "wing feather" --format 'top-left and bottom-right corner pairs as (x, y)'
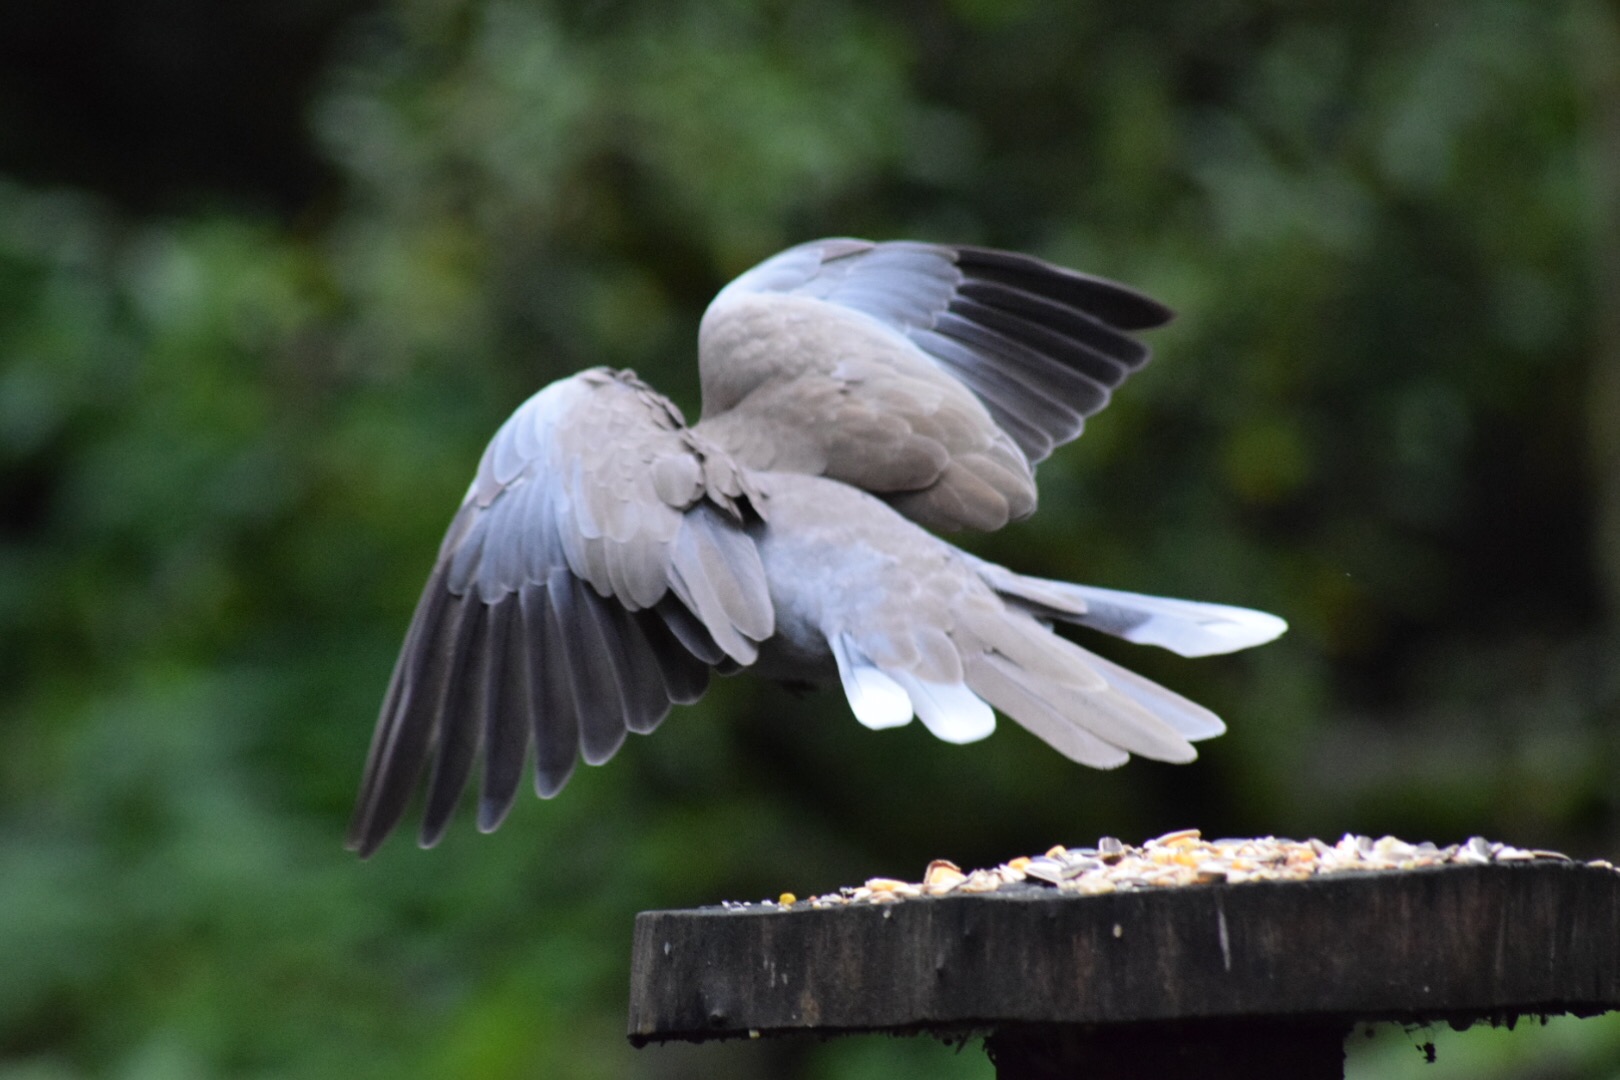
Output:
(608, 605), (682, 733)
(940, 299), (1134, 392)
(635, 607), (712, 707)
(666, 505), (773, 662)
(419, 601), (488, 847)
(909, 329), (1086, 457)
(556, 572), (631, 767)
(527, 580), (581, 799)
(651, 595), (728, 667)
(952, 245), (1170, 330)
(476, 597), (529, 831)
(955, 279), (1149, 369)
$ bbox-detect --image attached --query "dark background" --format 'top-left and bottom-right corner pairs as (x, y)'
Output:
(2, 1), (1617, 1076)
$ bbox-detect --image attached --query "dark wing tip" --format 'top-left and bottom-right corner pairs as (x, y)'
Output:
(347, 797), (403, 859)
(346, 569), (462, 859)
(952, 246), (1174, 331)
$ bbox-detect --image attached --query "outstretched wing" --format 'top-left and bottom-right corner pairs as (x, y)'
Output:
(694, 238), (1170, 532)
(348, 368), (774, 856)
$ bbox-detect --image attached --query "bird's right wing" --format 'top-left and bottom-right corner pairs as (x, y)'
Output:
(695, 238), (1171, 532)
(348, 368), (773, 856)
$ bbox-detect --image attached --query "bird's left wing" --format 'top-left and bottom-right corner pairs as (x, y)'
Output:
(347, 368), (773, 856)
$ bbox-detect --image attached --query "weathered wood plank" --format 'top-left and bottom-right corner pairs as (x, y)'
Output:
(628, 862), (1620, 1044)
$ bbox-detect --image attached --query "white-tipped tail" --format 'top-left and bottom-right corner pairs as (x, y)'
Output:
(1064, 584), (1287, 657)
(968, 558), (1288, 659)
(831, 634), (914, 730)
(889, 673), (996, 744)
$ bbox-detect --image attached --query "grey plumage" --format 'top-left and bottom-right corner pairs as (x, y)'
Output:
(348, 369), (772, 856)
(348, 240), (1284, 857)
(695, 239), (1170, 530)
(748, 473), (1233, 768)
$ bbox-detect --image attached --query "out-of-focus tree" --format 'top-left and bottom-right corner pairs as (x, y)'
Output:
(0, 1), (1616, 1077)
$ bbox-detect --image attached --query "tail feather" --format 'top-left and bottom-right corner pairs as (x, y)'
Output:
(887, 670), (996, 744)
(961, 652), (1130, 768)
(970, 640), (1199, 764)
(830, 633), (914, 730)
(1080, 647), (1227, 741)
(970, 559), (1287, 658)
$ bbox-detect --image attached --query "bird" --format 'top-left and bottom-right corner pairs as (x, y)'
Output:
(346, 239), (1286, 857)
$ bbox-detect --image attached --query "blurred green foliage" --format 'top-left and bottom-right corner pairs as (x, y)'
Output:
(2, 0), (1618, 1076)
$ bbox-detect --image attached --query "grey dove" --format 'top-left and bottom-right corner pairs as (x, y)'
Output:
(347, 240), (1286, 857)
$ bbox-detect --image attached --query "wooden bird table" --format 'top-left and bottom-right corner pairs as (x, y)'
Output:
(627, 845), (1620, 1079)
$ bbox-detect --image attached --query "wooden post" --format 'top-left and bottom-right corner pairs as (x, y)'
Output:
(628, 862), (1620, 1078)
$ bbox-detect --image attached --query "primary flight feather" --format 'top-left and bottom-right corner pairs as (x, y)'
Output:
(347, 240), (1284, 857)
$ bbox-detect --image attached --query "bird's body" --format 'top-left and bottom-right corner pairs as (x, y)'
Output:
(347, 239), (1286, 857)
